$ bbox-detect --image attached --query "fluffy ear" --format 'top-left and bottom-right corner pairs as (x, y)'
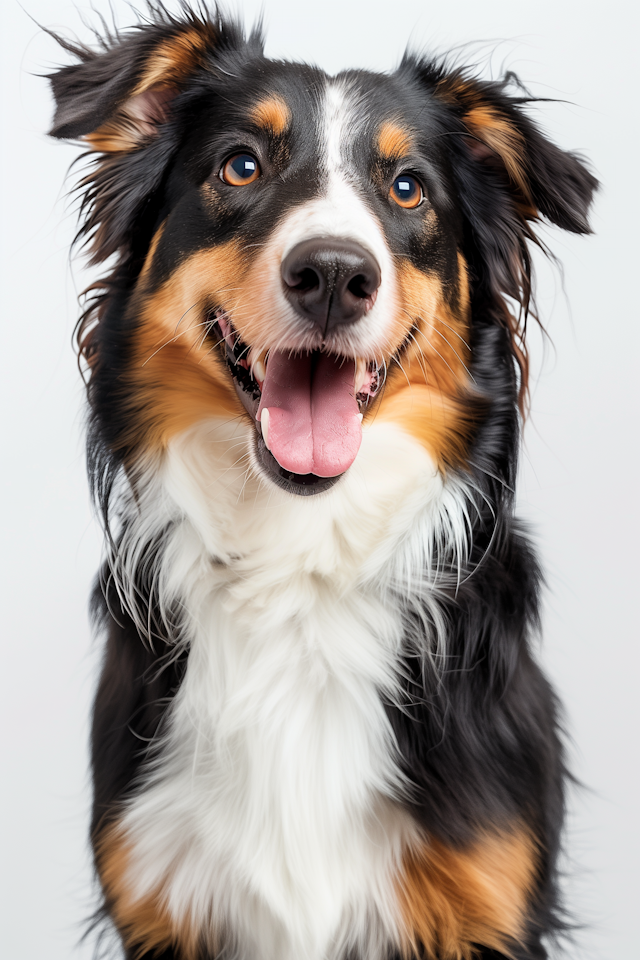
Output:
(434, 71), (598, 235)
(405, 59), (598, 410)
(46, 9), (255, 264)
(48, 12), (222, 146)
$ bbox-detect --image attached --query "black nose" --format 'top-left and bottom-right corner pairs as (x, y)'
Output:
(281, 238), (381, 333)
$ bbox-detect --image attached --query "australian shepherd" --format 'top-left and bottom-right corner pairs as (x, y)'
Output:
(47, 5), (597, 960)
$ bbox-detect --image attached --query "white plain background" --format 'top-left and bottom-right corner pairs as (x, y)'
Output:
(1, 1), (638, 957)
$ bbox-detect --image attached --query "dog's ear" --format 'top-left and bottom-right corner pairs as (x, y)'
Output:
(47, 12), (256, 265)
(405, 61), (598, 409)
(49, 15), (222, 147)
(433, 71), (597, 235)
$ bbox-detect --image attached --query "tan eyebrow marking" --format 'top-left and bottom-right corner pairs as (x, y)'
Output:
(377, 121), (413, 159)
(250, 95), (292, 135)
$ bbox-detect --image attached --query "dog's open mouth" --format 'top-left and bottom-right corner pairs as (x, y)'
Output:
(211, 310), (380, 495)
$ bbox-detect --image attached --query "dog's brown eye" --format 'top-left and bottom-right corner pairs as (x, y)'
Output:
(220, 153), (261, 186)
(390, 174), (422, 209)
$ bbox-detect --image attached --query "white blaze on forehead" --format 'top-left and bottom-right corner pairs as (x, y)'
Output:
(283, 77), (381, 258)
(322, 79), (360, 175)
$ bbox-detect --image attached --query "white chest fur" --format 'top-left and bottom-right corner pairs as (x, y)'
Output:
(116, 420), (466, 960)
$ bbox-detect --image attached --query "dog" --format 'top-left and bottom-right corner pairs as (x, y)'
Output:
(47, 4), (597, 959)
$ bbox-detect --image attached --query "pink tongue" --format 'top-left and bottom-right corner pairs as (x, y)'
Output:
(256, 352), (362, 477)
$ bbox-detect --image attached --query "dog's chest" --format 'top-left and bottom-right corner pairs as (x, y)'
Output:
(121, 563), (410, 958)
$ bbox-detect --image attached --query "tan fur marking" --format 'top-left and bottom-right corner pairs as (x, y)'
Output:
(132, 29), (210, 95)
(397, 829), (537, 960)
(97, 824), (203, 960)
(122, 240), (247, 455)
(220, 248), (294, 356)
(377, 121), (413, 159)
(85, 112), (143, 152)
(464, 104), (529, 198)
(251, 95), (292, 135)
(137, 220), (167, 283)
(374, 255), (479, 469)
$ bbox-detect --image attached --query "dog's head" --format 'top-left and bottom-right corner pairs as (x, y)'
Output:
(49, 7), (596, 497)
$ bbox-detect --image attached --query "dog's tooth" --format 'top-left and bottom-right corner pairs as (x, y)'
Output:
(249, 348), (267, 383)
(260, 408), (271, 450)
(253, 358), (266, 383)
(355, 358), (367, 393)
(357, 413), (363, 423)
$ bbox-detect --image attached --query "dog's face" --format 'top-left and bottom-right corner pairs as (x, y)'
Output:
(136, 62), (471, 494)
(49, 14), (596, 497)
